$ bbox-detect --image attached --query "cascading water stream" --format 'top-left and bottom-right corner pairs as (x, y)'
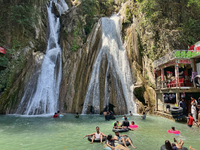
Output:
(82, 14), (136, 114)
(16, 0), (68, 115)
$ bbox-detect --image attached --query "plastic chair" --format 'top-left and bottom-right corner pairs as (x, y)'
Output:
(179, 78), (184, 87)
(181, 51), (186, 58)
(175, 51), (181, 58)
(170, 80), (176, 87)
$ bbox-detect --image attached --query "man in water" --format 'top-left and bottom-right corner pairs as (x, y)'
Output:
(121, 117), (129, 128)
(114, 131), (136, 149)
(187, 113), (199, 127)
(75, 112), (79, 118)
(130, 111), (133, 116)
(83, 126), (107, 144)
(141, 112), (146, 119)
(179, 98), (187, 116)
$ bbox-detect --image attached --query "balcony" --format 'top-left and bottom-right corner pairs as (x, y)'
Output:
(156, 78), (194, 90)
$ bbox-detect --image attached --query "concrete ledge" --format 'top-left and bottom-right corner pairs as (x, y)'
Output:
(154, 111), (174, 120)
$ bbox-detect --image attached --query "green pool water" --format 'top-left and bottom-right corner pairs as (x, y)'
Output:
(0, 114), (199, 150)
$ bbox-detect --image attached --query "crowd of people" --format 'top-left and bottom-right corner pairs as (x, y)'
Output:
(53, 108), (198, 149)
(179, 97), (200, 126)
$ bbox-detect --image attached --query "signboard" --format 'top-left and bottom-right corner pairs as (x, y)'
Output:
(178, 59), (191, 64)
(189, 45), (195, 51)
(162, 60), (176, 68)
(0, 47), (5, 54)
(195, 41), (200, 52)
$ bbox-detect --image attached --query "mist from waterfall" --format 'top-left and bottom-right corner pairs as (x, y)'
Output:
(16, 0), (68, 115)
(82, 15), (136, 114)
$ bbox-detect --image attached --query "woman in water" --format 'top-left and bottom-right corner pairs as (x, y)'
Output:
(106, 134), (129, 150)
(113, 123), (123, 129)
(165, 140), (176, 150)
(128, 121), (137, 131)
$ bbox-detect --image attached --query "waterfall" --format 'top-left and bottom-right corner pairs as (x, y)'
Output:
(16, 0), (68, 115)
(82, 15), (136, 114)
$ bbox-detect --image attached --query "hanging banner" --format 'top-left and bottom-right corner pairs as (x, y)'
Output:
(178, 59), (191, 64)
(0, 47), (5, 54)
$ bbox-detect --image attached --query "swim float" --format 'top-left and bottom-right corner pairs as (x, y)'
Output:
(112, 128), (129, 132)
(129, 125), (138, 129)
(160, 145), (187, 150)
(87, 135), (106, 142)
(168, 130), (180, 134)
(122, 117), (130, 120)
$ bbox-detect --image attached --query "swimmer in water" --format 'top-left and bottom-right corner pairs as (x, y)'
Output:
(83, 126), (107, 144)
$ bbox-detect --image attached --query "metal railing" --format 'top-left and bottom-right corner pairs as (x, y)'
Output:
(155, 78), (194, 89)
(154, 50), (200, 68)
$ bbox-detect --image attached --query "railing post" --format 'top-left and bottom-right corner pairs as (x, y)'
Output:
(175, 60), (179, 87)
(161, 68), (164, 88)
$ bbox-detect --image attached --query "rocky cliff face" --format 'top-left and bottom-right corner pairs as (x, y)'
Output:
(1, 0), (199, 115)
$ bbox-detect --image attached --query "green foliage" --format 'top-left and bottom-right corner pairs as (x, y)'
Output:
(136, 0), (200, 61)
(10, 2), (38, 35)
(125, 6), (133, 24)
(188, 0), (200, 7)
(80, 0), (99, 35)
(180, 18), (200, 45)
(0, 56), (9, 67)
(71, 28), (79, 51)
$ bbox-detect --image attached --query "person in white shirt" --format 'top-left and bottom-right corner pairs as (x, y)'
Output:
(191, 104), (197, 121)
(83, 126), (107, 144)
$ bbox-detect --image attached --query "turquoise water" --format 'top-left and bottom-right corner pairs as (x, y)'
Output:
(0, 114), (199, 150)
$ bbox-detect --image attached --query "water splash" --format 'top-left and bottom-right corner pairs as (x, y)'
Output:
(82, 15), (136, 114)
(16, 0), (68, 115)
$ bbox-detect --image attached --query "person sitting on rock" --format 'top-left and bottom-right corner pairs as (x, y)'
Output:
(83, 126), (107, 144)
(114, 131), (136, 149)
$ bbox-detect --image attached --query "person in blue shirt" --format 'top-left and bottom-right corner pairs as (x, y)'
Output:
(179, 98), (187, 116)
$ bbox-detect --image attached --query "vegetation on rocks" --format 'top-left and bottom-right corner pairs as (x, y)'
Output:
(0, 0), (48, 93)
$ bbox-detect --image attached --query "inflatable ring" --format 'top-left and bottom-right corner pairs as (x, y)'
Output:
(194, 75), (200, 87)
(160, 145), (188, 150)
(59, 114), (64, 117)
(170, 107), (183, 114)
(122, 117), (130, 120)
(129, 125), (138, 129)
(88, 135), (106, 142)
(117, 136), (132, 146)
(168, 130), (180, 134)
(112, 128), (129, 132)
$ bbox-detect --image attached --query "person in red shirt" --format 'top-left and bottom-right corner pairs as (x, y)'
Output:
(187, 113), (198, 127)
(53, 113), (58, 118)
